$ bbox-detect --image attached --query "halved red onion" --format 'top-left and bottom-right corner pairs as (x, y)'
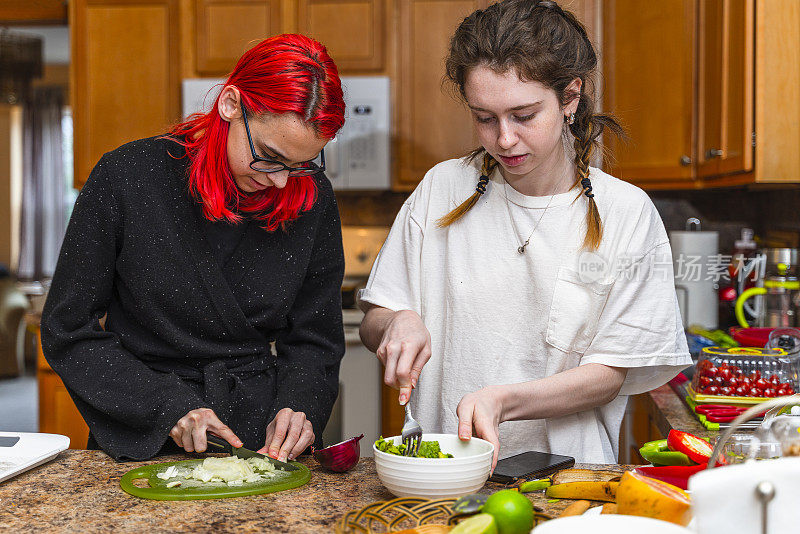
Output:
(312, 434), (363, 472)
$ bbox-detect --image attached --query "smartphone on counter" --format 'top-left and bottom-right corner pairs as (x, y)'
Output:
(488, 451), (575, 484)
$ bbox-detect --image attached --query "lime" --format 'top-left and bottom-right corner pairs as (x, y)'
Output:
(450, 513), (498, 534)
(481, 489), (534, 534)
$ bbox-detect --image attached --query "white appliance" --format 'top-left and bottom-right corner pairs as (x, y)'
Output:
(181, 76), (391, 190)
(670, 218), (719, 329)
(321, 308), (382, 456)
(320, 226), (390, 456)
(0, 432), (70, 483)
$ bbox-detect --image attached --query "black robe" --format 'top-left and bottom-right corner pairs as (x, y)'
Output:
(41, 136), (345, 460)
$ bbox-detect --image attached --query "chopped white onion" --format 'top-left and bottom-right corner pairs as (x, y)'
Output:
(156, 456), (278, 487)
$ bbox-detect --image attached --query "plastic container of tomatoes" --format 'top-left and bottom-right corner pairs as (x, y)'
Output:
(689, 346), (798, 405)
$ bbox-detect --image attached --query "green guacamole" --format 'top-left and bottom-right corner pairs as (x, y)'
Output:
(374, 437), (454, 458)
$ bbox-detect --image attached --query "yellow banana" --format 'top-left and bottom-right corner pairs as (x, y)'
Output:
(545, 481), (619, 502)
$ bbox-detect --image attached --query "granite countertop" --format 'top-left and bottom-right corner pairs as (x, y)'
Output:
(0, 450), (633, 533)
(647, 384), (716, 439)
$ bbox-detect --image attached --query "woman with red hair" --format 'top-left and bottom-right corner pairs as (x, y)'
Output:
(41, 34), (347, 462)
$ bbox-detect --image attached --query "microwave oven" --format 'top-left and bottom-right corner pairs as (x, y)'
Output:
(181, 76), (391, 190)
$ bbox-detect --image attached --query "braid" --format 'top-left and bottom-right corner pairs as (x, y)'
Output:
(436, 153), (498, 228)
(569, 94), (604, 251)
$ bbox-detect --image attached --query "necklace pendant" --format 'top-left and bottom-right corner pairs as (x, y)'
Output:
(517, 245), (526, 254)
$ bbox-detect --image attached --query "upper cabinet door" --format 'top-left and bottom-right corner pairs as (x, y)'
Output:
(697, 0), (754, 179)
(395, 0), (488, 189)
(297, 0), (385, 72)
(753, 0), (800, 184)
(0, 1), (67, 24)
(603, 0), (697, 184)
(71, 0), (181, 188)
(195, 0), (282, 76)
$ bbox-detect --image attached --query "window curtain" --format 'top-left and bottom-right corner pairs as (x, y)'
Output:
(18, 86), (66, 281)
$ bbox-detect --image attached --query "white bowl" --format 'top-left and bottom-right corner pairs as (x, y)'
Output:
(373, 433), (493, 499)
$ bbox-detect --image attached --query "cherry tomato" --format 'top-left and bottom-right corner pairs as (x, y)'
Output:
(699, 376), (712, 388)
(785, 386), (796, 395)
(720, 386), (734, 396)
(769, 375), (780, 385)
(698, 360), (712, 372)
(740, 376), (752, 388)
(776, 388), (789, 396)
(734, 386), (749, 396)
(719, 368), (733, 382)
(728, 365), (741, 375)
(755, 378), (768, 390)
(706, 366), (719, 377)
(748, 387), (762, 397)
(705, 386), (720, 395)
(763, 388), (777, 398)
(749, 371), (761, 381)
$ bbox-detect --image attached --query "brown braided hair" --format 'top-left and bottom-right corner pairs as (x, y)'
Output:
(437, 153), (498, 227)
(436, 0), (626, 251)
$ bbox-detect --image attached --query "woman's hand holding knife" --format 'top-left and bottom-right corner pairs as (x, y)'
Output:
(171, 406), (314, 462)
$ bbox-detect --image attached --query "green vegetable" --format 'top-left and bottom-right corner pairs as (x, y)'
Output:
(687, 326), (739, 348)
(519, 479), (552, 492)
(639, 439), (694, 466)
(374, 436), (454, 458)
(639, 437), (713, 466)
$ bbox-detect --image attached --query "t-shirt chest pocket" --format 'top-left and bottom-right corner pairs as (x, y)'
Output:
(546, 267), (613, 354)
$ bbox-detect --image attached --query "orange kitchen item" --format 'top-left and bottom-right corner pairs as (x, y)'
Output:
(615, 471), (692, 526)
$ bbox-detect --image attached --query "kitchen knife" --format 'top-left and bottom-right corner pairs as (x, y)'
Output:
(205, 433), (298, 471)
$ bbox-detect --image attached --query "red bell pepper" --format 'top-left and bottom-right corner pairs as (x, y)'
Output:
(667, 429), (714, 464)
(633, 463), (707, 490)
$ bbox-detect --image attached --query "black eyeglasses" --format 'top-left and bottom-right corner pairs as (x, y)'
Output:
(239, 102), (325, 177)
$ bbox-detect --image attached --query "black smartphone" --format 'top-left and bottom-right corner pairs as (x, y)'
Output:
(488, 451), (575, 484)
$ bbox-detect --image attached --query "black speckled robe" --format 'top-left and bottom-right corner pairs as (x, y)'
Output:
(41, 136), (345, 460)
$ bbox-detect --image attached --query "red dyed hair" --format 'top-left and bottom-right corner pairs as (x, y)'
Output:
(167, 34), (345, 230)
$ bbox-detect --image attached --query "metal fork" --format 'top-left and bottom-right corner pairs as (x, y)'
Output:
(401, 394), (423, 457)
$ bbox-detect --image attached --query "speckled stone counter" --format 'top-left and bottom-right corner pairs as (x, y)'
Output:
(0, 450), (633, 533)
(647, 384), (715, 439)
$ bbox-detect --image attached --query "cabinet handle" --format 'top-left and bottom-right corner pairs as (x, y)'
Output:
(679, 155), (692, 166)
(706, 148), (723, 159)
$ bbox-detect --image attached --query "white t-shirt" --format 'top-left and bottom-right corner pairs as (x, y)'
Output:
(358, 157), (691, 464)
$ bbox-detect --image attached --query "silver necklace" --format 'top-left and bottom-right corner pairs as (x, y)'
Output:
(502, 179), (558, 254)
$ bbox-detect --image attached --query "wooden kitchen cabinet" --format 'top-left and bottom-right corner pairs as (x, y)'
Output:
(394, 0), (487, 189)
(297, 0), (385, 72)
(195, 0), (283, 75)
(394, 0), (601, 190)
(36, 328), (89, 449)
(603, 0), (800, 189)
(696, 0), (753, 179)
(603, 0), (697, 185)
(71, 0), (182, 188)
(0, 1), (68, 24)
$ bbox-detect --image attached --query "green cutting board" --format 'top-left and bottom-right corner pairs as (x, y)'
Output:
(119, 458), (311, 500)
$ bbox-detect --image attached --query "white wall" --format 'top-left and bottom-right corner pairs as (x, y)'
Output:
(9, 26), (69, 65)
